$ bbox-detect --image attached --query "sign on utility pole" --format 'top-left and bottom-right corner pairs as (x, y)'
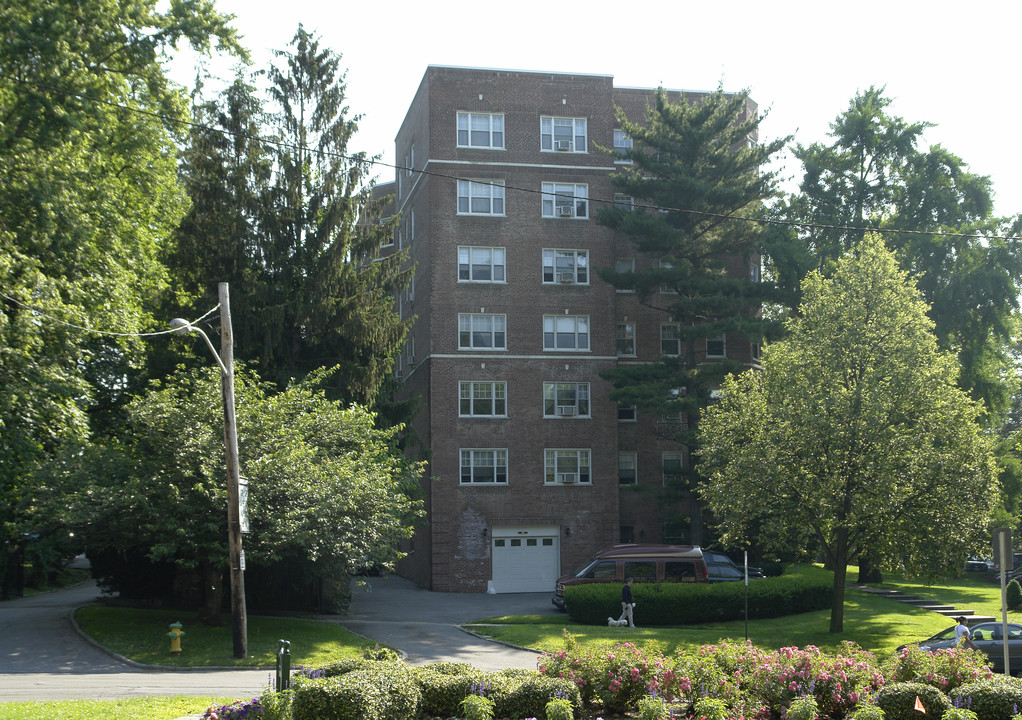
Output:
(994, 527), (1012, 675)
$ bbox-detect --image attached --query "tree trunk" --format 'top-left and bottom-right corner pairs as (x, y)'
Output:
(830, 528), (848, 633)
(857, 550), (884, 584)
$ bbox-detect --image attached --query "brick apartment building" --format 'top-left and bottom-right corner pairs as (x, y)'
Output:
(379, 66), (760, 593)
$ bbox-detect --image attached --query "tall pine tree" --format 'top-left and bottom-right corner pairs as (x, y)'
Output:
(596, 87), (787, 542)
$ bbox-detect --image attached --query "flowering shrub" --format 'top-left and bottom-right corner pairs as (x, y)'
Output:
(883, 643), (993, 693)
(201, 698), (263, 719)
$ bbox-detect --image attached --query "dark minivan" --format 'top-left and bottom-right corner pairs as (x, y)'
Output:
(552, 544), (708, 609)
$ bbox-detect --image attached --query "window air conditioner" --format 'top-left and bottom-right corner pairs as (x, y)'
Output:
(555, 140), (573, 151)
(556, 271), (575, 284)
(557, 205), (574, 218)
(558, 473), (577, 483)
(557, 405), (577, 416)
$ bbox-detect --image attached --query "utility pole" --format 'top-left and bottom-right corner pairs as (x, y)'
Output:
(219, 282), (247, 659)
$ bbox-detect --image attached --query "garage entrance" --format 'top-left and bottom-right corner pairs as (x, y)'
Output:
(490, 526), (559, 593)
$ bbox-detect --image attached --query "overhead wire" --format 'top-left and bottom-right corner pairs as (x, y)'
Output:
(4, 71), (1020, 242)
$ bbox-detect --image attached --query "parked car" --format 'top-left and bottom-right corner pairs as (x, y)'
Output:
(899, 622), (1022, 674)
(966, 557), (995, 572)
(702, 550), (765, 582)
(552, 544), (708, 610)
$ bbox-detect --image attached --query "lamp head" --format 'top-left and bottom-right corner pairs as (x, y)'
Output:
(169, 318), (193, 335)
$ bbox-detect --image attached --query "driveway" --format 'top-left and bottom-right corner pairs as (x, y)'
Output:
(0, 574), (558, 701)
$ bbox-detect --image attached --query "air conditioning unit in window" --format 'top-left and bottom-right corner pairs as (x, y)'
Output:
(557, 405), (577, 416)
(557, 205), (574, 218)
(554, 140), (573, 151)
(558, 473), (578, 483)
(556, 271), (575, 284)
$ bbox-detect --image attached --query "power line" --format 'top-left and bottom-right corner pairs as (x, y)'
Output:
(4, 71), (1019, 243)
(0, 287), (219, 339)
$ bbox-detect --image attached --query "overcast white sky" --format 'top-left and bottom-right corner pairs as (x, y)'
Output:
(170, 0), (1022, 219)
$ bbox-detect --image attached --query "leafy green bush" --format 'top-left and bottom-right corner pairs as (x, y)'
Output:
(788, 694), (820, 720)
(638, 693), (671, 720)
(874, 682), (952, 720)
(485, 670), (580, 720)
(943, 708), (979, 720)
(1008, 579), (1022, 611)
(848, 704), (886, 720)
(458, 693), (495, 720)
(952, 679), (1022, 720)
(413, 664), (485, 718)
(563, 572), (830, 625)
(291, 662), (421, 720)
(882, 644), (993, 692)
(545, 696), (575, 720)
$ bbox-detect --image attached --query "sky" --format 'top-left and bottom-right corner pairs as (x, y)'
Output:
(169, 0), (1022, 219)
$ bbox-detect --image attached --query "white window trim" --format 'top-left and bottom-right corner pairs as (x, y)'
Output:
(542, 248), (589, 285)
(543, 315), (590, 352)
(662, 451), (684, 487)
(618, 403), (637, 422)
(661, 324), (682, 357)
(459, 381), (507, 418)
(706, 333), (726, 359)
(541, 182), (588, 219)
(457, 112), (505, 149)
(616, 322), (636, 357)
(458, 246), (507, 284)
(459, 313), (507, 351)
(460, 448), (508, 485)
(543, 382), (591, 418)
(544, 448), (592, 485)
(541, 116), (588, 153)
(457, 179), (505, 216)
(619, 452), (637, 485)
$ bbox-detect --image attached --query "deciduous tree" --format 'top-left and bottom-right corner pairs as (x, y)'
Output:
(699, 236), (998, 633)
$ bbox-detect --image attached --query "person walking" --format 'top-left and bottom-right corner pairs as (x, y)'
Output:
(955, 616), (978, 650)
(619, 577), (636, 628)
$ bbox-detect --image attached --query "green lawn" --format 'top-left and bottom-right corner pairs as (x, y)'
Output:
(74, 606), (382, 667)
(0, 696), (232, 720)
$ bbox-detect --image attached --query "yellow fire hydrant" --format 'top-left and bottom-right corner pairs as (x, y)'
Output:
(167, 622), (184, 656)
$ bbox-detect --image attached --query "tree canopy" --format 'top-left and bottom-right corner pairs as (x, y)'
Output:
(699, 235), (998, 633)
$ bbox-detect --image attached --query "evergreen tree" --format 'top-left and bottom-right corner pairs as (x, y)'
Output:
(595, 87), (787, 541)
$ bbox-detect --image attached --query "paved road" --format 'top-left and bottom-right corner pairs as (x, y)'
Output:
(0, 574), (558, 702)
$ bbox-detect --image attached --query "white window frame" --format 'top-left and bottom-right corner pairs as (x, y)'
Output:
(618, 403), (637, 422)
(458, 246), (506, 283)
(460, 448), (508, 485)
(543, 315), (590, 351)
(616, 322), (636, 357)
(615, 258), (635, 293)
(706, 333), (726, 359)
(618, 452), (637, 485)
(457, 112), (505, 149)
(458, 180), (505, 216)
(542, 249), (589, 285)
(544, 449), (591, 484)
(614, 193), (635, 211)
(543, 382), (590, 418)
(459, 313), (507, 351)
(613, 130), (633, 163)
(662, 451), (684, 487)
(459, 381), (507, 417)
(661, 324), (681, 357)
(541, 182), (588, 219)
(541, 116), (588, 152)
(660, 260), (676, 294)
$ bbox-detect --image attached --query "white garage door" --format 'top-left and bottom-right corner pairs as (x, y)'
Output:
(490, 531), (559, 593)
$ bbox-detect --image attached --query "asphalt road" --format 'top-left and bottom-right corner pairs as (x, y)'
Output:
(0, 574), (557, 702)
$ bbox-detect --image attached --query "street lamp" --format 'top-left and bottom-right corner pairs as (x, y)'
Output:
(170, 282), (247, 659)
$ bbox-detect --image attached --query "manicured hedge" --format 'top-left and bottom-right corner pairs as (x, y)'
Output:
(563, 572), (831, 625)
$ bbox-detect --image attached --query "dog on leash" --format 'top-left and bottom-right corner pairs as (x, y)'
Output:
(607, 617), (628, 627)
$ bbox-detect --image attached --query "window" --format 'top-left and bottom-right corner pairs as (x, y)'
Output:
(458, 180), (505, 215)
(664, 560), (696, 582)
(624, 561), (657, 583)
(542, 249), (588, 284)
(408, 144), (415, 175)
(457, 112), (505, 148)
(459, 313), (507, 350)
(615, 258), (635, 293)
(751, 341), (762, 362)
(460, 449), (507, 485)
(618, 404), (636, 422)
(541, 116), (587, 152)
(545, 449), (591, 484)
(620, 525), (635, 544)
(614, 193), (635, 210)
(660, 260), (676, 293)
(543, 382), (590, 417)
(405, 336), (414, 364)
(661, 324), (681, 356)
(662, 451), (684, 487)
(405, 274), (414, 303)
(613, 130), (633, 162)
(618, 453), (637, 484)
(459, 381), (507, 417)
(706, 333), (726, 358)
(543, 315), (589, 351)
(750, 257), (761, 283)
(541, 182), (588, 218)
(458, 246), (506, 283)
(616, 322), (635, 356)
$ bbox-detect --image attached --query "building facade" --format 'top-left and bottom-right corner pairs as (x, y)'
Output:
(381, 66), (759, 593)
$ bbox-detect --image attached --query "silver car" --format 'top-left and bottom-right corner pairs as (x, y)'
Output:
(910, 622), (1022, 674)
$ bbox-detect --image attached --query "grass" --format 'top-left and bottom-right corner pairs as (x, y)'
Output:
(466, 565), (1022, 659)
(0, 696), (232, 720)
(74, 606), (382, 667)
